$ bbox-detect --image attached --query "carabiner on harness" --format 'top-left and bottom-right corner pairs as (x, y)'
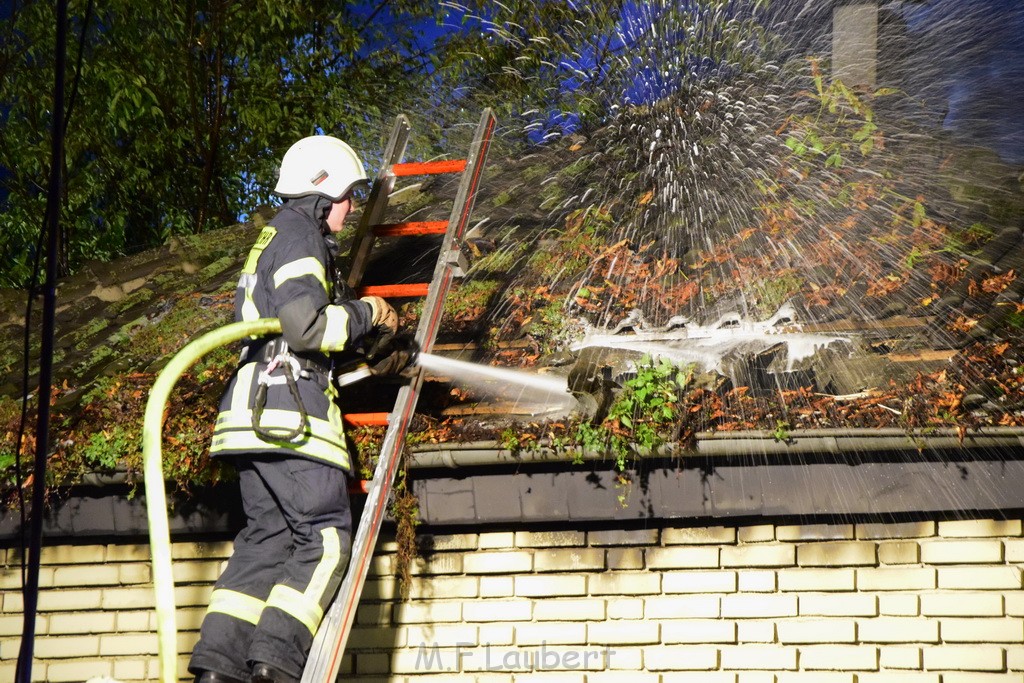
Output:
(251, 353), (310, 442)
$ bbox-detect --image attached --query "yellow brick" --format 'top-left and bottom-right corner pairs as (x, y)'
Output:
(663, 570), (737, 594)
(172, 607), (205, 632)
(515, 622), (586, 646)
(106, 544), (151, 562)
(736, 674), (776, 683)
(941, 618), (1024, 642)
(858, 617), (939, 643)
(777, 524), (854, 541)
(478, 532), (515, 549)
(464, 551), (532, 574)
(858, 674), (940, 683)
(859, 568), (937, 591)
(356, 602), (392, 626)
(879, 646), (922, 669)
(660, 674), (736, 683)
(645, 595), (720, 618)
(778, 568), (855, 592)
(589, 529), (659, 546)
(738, 570), (776, 592)
(721, 645), (797, 670)
(419, 534), (478, 552)
(606, 548), (644, 570)
(1, 567), (52, 589)
(776, 675), (856, 683)
(798, 541), (877, 567)
(721, 544), (795, 568)
(480, 576), (514, 597)
(515, 575), (586, 597)
(737, 620), (776, 643)
(354, 652), (390, 674)
(1007, 593), (1024, 616)
(403, 623), (475, 647)
(738, 525), (775, 543)
(800, 644), (879, 670)
(647, 546), (720, 569)
(45, 659), (112, 681)
(661, 619), (737, 644)
(939, 567), (1022, 590)
(39, 545), (106, 564)
(99, 632), (159, 656)
(721, 594), (797, 618)
(591, 673), (664, 683)
(391, 645), (462, 673)
(1007, 540), (1024, 563)
(534, 598), (606, 621)
(921, 540), (1003, 564)
(644, 646), (719, 670)
(33, 634), (102, 658)
(921, 592), (1004, 616)
(348, 625), (408, 649)
(407, 576), (478, 600)
(589, 620), (660, 644)
(113, 658), (148, 680)
(942, 674), (1024, 683)
(47, 612), (116, 634)
(777, 618), (856, 644)
(607, 598), (643, 620)
(171, 560), (222, 584)
(479, 623), (515, 646)
(171, 540), (233, 560)
(515, 531), (585, 548)
(938, 519), (1022, 538)
(0, 614), (27, 636)
(393, 601), (460, 624)
(923, 645), (1005, 670)
(879, 594), (920, 616)
(856, 522), (937, 540)
(118, 563), (151, 584)
(663, 527), (737, 545)
(463, 600), (532, 622)
(534, 548), (605, 572)
(49, 565), (118, 589)
(879, 541), (920, 565)
(37, 588), (104, 611)
(589, 572), (661, 595)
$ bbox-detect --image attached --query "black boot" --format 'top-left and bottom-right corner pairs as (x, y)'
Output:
(195, 671), (245, 683)
(251, 662), (300, 683)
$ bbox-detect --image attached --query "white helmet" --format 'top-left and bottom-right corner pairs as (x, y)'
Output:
(274, 135), (370, 201)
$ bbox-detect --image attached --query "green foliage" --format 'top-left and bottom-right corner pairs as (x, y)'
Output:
(574, 357), (689, 473)
(0, 0), (445, 287)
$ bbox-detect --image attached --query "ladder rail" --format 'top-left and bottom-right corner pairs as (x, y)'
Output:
(345, 115), (411, 289)
(302, 107), (495, 683)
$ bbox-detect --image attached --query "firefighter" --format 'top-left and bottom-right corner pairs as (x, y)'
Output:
(189, 136), (398, 683)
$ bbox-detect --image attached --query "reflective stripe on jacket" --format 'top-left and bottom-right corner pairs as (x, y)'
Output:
(210, 203), (373, 470)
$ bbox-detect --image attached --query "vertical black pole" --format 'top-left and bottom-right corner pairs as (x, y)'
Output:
(16, 1), (66, 680)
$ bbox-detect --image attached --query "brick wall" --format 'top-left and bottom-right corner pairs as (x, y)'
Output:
(2, 517), (1023, 682)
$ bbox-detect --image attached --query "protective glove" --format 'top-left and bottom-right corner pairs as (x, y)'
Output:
(367, 333), (419, 377)
(360, 295), (398, 335)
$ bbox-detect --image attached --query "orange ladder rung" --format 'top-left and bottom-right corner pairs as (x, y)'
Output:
(372, 221), (448, 237)
(343, 412), (390, 427)
(356, 283), (429, 298)
(347, 480), (371, 495)
(391, 159), (466, 176)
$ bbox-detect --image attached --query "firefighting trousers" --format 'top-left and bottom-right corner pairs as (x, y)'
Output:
(189, 456), (352, 681)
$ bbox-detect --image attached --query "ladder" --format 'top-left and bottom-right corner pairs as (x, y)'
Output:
(301, 108), (496, 683)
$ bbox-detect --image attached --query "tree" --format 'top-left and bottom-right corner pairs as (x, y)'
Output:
(0, 0), (441, 287)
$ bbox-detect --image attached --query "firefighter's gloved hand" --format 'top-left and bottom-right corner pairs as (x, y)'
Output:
(368, 334), (419, 377)
(361, 295), (398, 335)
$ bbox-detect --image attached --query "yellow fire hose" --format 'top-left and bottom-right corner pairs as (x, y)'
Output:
(142, 319), (281, 683)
